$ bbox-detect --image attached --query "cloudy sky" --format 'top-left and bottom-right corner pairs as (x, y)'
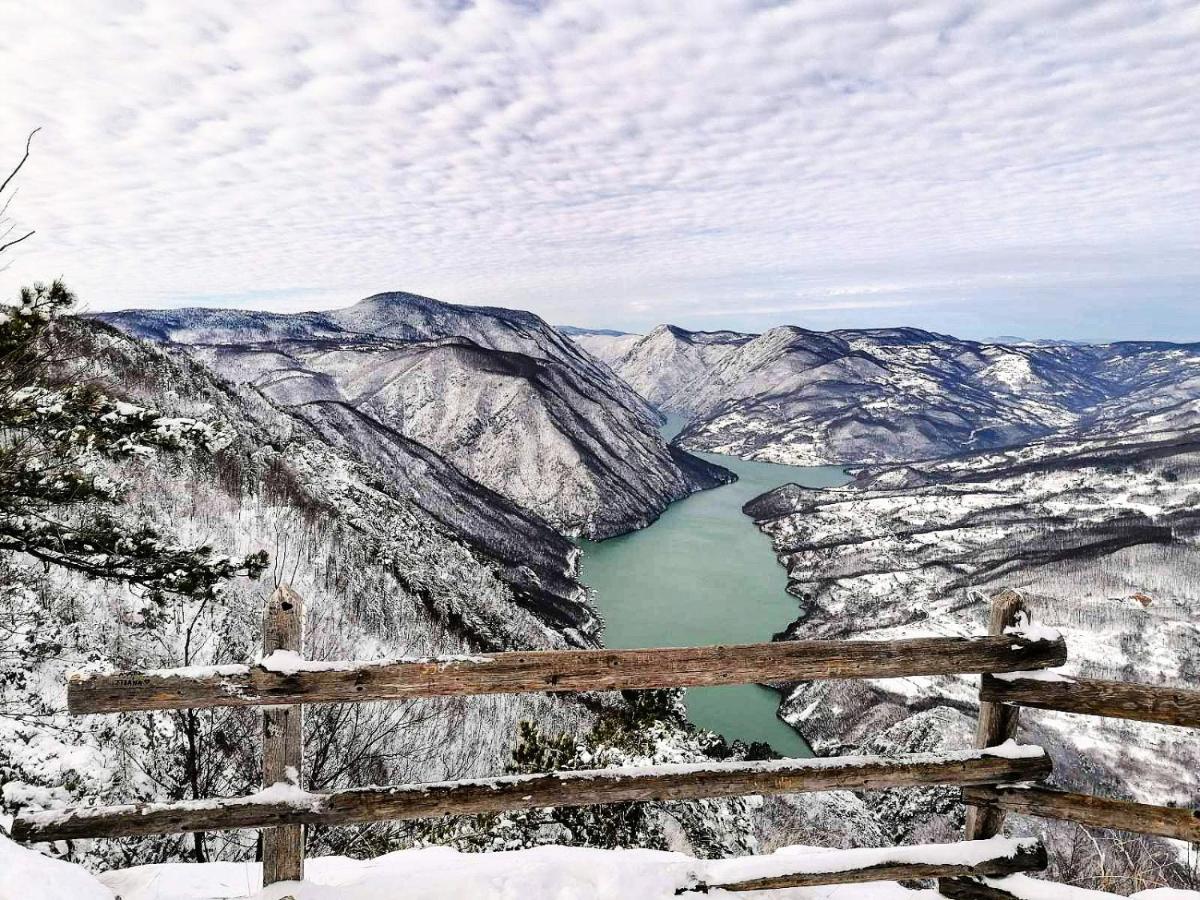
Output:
(1, 1), (1197, 340)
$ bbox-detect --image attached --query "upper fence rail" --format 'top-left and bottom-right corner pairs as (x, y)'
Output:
(67, 633), (1068, 714)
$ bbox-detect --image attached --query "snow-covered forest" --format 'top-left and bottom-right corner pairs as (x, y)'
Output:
(0, 292), (773, 869)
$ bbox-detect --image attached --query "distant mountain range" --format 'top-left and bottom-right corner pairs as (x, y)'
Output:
(566, 323), (1200, 465)
(985, 334), (1091, 347)
(97, 294), (731, 539)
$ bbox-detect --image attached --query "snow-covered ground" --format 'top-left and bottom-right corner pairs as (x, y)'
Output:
(4, 833), (1198, 900)
(95, 845), (940, 899)
(0, 832), (911, 899)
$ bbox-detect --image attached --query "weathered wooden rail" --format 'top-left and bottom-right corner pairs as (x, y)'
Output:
(963, 785), (1200, 843)
(980, 673), (1200, 729)
(12, 748), (1051, 842)
(67, 633), (1066, 714)
(12, 586), (1197, 898)
(681, 837), (1048, 894)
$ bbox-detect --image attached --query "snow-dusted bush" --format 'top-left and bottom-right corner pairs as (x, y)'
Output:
(413, 690), (757, 859)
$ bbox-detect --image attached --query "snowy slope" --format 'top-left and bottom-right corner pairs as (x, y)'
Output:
(587, 325), (756, 413)
(98, 294), (732, 538)
(743, 425), (1200, 865)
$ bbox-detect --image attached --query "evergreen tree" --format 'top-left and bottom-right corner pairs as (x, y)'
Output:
(0, 279), (268, 610)
(0, 136), (267, 865)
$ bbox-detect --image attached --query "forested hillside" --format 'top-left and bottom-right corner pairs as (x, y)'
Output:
(98, 294), (732, 539)
(745, 425), (1200, 876)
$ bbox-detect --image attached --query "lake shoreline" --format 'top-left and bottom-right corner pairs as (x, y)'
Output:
(579, 414), (850, 758)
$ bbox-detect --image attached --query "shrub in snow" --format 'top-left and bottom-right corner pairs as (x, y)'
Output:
(414, 690), (757, 859)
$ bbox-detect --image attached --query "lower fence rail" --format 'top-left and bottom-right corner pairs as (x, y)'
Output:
(938, 874), (1149, 899)
(939, 877), (1041, 899)
(12, 746), (1050, 843)
(680, 837), (1047, 894)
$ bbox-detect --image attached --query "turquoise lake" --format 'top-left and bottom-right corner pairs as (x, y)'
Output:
(579, 416), (849, 757)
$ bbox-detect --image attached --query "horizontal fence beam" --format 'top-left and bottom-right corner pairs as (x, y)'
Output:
(686, 838), (1046, 894)
(69, 634), (1067, 715)
(938, 876), (1047, 899)
(980, 674), (1200, 729)
(13, 746), (1050, 842)
(962, 785), (1200, 843)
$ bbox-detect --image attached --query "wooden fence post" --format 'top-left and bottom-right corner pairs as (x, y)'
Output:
(262, 584), (305, 886)
(964, 589), (1028, 841)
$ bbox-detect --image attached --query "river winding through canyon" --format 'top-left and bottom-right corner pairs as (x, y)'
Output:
(579, 416), (849, 757)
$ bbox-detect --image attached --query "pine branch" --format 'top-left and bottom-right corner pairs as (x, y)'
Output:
(0, 278), (269, 603)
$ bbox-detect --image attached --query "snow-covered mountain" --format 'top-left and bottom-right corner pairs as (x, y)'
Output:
(598, 325), (756, 414)
(98, 294), (732, 538)
(742, 422), (1200, 852)
(569, 323), (1200, 466)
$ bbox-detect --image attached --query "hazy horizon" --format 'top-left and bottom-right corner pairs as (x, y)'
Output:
(3, 1), (1198, 343)
(93, 286), (1196, 347)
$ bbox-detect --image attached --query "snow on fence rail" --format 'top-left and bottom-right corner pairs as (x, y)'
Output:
(10, 746), (1051, 843)
(980, 672), (1200, 729)
(66, 632), (1067, 714)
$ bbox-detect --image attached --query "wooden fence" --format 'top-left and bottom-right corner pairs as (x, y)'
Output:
(11, 586), (1199, 897)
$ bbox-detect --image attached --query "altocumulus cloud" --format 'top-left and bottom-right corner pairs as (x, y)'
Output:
(1, 0), (1198, 338)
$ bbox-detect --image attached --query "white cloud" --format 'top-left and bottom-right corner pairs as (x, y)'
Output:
(0, 0), (1197, 339)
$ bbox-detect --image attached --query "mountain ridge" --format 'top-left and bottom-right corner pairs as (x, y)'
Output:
(559, 321), (1200, 466)
(97, 293), (733, 538)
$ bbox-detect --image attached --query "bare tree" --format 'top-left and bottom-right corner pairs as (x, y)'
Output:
(0, 129), (39, 268)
